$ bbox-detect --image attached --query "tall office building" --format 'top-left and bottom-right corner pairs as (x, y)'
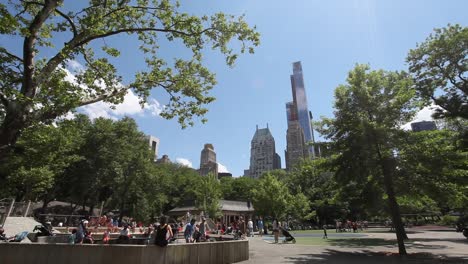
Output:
(247, 125), (281, 179)
(199, 143), (218, 176)
(146, 135), (160, 162)
(290, 61), (315, 158)
(285, 118), (308, 170)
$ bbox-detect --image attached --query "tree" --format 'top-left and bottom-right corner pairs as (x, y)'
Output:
(193, 173), (222, 219)
(221, 176), (257, 201)
(407, 24), (467, 119)
(321, 64), (418, 255)
(0, 117), (84, 201)
(395, 130), (468, 212)
(0, 0), (260, 159)
(252, 173), (291, 219)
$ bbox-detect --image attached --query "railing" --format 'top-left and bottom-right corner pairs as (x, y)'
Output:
(0, 198), (34, 227)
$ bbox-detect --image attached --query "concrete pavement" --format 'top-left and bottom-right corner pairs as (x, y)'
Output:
(239, 230), (468, 263)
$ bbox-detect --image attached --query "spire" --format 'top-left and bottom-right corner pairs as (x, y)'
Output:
(267, 123), (269, 129)
(256, 125), (258, 131)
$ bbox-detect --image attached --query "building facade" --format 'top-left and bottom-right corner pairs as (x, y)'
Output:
(199, 143), (218, 176)
(290, 61), (315, 158)
(411, 121), (437, 132)
(247, 125), (281, 179)
(285, 120), (308, 170)
(146, 135), (160, 162)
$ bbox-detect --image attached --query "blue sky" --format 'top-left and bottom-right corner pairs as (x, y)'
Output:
(3, 1), (468, 176)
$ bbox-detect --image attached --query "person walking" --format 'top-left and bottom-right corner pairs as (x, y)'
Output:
(257, 217), (264, 237)
(322, 224), (328, 239)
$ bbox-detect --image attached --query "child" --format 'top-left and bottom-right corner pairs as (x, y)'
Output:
(68, 229), (77, 244)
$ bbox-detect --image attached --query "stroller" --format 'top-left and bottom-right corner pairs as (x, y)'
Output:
(280, 227), (296, 243)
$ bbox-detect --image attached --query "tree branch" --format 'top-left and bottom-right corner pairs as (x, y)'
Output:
(0, 49), (23, 62)
(21, 0), (61, 98)
(22, 1), (78, 37)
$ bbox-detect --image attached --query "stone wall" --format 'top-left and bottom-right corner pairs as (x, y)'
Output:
(0, 240), (249, 264)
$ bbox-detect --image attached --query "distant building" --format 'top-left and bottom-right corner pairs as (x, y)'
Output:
(146, 135), (160, 161)
(285, 119), (308, 170)
(199, 144), (218, 176)
(156, 154), (171, 164)
(218, 172), (233, 179)
(313, 142), (333, 158)
(247, 125), (281, 179)
(411, 121), (437, 132)
(290, 62), (315, 158)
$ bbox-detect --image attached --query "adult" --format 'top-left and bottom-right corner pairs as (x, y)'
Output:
(184, 219), (196, 243)
(154, 216), (173, 247)
(75, 220), (88, 244)
(199, 217), (208, 241)
(118, 225), (130, 243)
(0, 228), (8, 241)
(257, 218), (264, 237)
(247, 219), (254, 237)
(272, 219), (280, 243)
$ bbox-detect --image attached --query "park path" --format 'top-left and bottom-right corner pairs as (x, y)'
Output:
(239, 230), (468, 264)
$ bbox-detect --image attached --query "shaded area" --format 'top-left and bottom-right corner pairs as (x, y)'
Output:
(328, 238), (448, 250)
(284, 249), (468, 264)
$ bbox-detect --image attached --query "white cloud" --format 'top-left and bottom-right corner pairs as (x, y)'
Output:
(57, 63), (163, 120)
(175, 158), (193, 168)
(217, 162), (229, 173)
(67, 59), (84, 72)
(401, 104), (440, 130)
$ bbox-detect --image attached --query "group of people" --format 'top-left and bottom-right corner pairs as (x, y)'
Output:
(183, 217), (209, 243)
(335, 220), (368, 233)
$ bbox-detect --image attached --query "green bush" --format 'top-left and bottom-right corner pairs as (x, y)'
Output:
(438, 215), (458, 226)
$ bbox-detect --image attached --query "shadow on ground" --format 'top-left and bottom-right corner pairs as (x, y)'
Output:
(283, 249), (468, 264)
(327, 238), (448, 250)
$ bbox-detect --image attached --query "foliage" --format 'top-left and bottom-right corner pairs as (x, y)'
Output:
(438, 215), (459, 226)
(193, 173), (222, 219)
(220, 176), (257, 201)
(395, 129), (468, 211)
(320, 64), (418, 254)
(0, 0), (260, 157)
(407, 24), (468, 119)
(252, 173), (291, 219)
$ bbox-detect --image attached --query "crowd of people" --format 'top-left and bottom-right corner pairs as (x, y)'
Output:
(335, 220), (368, 233)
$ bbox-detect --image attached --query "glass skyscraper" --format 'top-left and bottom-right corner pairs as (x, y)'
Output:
(290, 61), (315, 158)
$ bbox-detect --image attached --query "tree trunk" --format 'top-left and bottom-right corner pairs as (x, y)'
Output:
(0, 105), (26, 161)
(381, 156), (407, 255)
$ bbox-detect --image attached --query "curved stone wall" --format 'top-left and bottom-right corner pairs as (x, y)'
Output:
(0, 240), (249, 264)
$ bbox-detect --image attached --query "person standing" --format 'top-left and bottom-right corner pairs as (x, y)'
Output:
(75, 220), (88, 244)
(199, 217), (208, 241)
(272, 219), (280, 243)
(247, 219), (254, 237)
(257, 217), (264, 237)
(184, 219), (196, 243)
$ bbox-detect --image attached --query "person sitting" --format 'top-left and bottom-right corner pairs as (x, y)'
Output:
(68, 229), (77, 244)
(0, 228), (7, 241)
(118, 225), (130, 243)
(154, 216), (173, 247)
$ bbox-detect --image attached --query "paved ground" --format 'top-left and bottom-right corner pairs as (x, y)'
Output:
(2, 217), (42, 243)
(239, 229), (468, 263)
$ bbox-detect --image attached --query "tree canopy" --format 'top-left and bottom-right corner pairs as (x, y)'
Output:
(407, 24), (467, 119)
(0, 0), (260, 158)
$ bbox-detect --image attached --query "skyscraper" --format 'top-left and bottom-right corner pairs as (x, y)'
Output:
(290, 61), (315, 158)
(199, 143), (218, 176)
(146, 135), (160, 162)
(247, 125), (281, 179)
